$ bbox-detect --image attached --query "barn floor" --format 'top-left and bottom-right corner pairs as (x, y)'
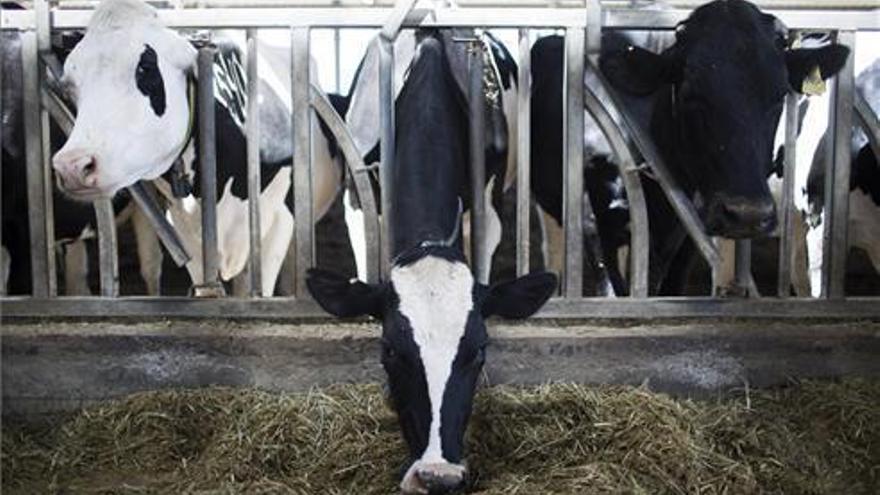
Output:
(2, 379), (878, 494)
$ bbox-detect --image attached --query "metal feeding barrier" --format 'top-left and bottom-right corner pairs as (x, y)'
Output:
(1, 0), (879, 319)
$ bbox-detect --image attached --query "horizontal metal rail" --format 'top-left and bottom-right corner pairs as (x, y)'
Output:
(3, 7), (878, 31)
(23, 1), (880, 9)
(3, 296), (880, 320)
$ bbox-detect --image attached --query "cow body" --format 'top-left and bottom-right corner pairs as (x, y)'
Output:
(307, 34), (556, 494)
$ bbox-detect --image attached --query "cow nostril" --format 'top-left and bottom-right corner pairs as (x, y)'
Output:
(416, 468), (464, 493)
(82, 159), (96, 176)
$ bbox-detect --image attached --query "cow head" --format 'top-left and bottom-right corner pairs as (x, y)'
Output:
(601, 0), (849, 238)
(52, 0), (196, 201)
(307, 256), (556, 494)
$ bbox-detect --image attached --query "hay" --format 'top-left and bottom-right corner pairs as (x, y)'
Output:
(3, 380), (879, 494)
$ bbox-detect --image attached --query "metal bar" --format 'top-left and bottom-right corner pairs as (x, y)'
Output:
(194, 46), (225, 297)
(10, 1), (880, 10)
(5, 296), (880, 321)
(821, 31), (855, 299)
(21, 31), (51, 298)
(777, 92), (799, 297)
(127, 182), (191, 267)
(246, 28), (262, 297)
(380, 0), (419, 41)
(94, 200), (119, 297)
(378, 37), (394, 276)
(469, 42), (487, 284)
(4, 8), (878, 31)
(515, 28), (531, 277)
(582, 79), (650, 297)
(309, 84), (381, 284)
(563, 27), (584, 298)
(854, 92), (880, 163)
(291, 27), (314, 297)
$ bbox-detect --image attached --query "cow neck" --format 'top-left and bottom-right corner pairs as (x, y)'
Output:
(163, 76), (197, 198)
(389, 35), (470, 259)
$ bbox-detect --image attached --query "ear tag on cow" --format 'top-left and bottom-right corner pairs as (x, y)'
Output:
(801, 65), (826, 96)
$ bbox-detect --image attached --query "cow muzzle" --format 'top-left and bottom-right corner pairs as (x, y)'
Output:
(52, 148), (101, 199)
(400, 460), (467, 494)
(704, 193), (777, 238)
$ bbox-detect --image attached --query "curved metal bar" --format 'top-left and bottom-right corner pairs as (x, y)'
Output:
(380, 0), (419, 41)
(598, 85), (721, 271)
(309, 83), (381, 284)
(855, 91), (880, 163)
(582, 71), (650, 298)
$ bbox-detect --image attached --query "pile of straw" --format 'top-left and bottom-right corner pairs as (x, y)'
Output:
(3, 380), (878, 494)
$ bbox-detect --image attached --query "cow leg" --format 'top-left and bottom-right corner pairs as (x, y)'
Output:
(482, 177), (503, 284)
(344, 187), (368, 281)
(261, 209), (294, 297)
(0, 245), (10, 296)
(583, 193), (614, 297)
(538, 206), (564, 280)
(132, 205), (163, 295)
(64, 239), (91, 295)
(712, 238), (737, 296)
(790, 216), (811, 296)
(806, 217), (824, 298)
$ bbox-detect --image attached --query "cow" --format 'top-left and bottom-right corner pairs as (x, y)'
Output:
(341, 28), (518, 284)
(2, 20), (163, 296)
(803, 57), (880, 296)
(306, 34), (557, 494)
(531, 0), (850, 295)
(50, 0), (343, 296)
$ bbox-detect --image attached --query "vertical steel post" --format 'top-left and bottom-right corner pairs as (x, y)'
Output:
(246, 29), (263, 297)
(95, 200), (119, 297)
(516, 28), (531, 277)
(378, 37), (395, 276)
(291, 27), (314, 297)
(469, 42), (487, 284)
(21, 31), (53, 297)
(821, 32), (854, 299)
(777, 92), (799, 297)
(193, 46), (225, 297)
(563, 27), (585, 298)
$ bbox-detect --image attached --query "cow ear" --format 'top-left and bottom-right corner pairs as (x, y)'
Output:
(306, 268), (386, 319)
(482, 272), (557, 319)
(785, 44), (850, 94)
(601, 44), (674, 96)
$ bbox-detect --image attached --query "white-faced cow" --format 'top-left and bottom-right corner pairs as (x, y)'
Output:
(530, 0), (849, 295)
(51, 0), (342, 296)
(307, 34), (556, 494)
(2, 21), (162, 296)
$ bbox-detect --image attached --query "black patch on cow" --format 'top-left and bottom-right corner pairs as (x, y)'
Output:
(485, 32), (517, 91)
(135, 44), (166, 116)
(440, 308), (486, 463)
(852, 145), (880, 206)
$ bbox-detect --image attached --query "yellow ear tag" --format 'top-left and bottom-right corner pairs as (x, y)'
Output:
(801, 65), (826, 96)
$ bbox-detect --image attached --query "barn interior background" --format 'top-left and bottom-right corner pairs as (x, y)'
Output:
(1, 0), (879, 493)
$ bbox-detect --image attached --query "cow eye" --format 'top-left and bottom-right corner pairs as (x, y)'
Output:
(135, 44), (166, 116)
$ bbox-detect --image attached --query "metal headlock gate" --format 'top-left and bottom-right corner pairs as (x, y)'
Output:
(1, 0), (879, 320)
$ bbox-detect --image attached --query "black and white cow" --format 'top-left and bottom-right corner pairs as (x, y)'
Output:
(307, 34), (556, 494)
(531, 0), (850, 295)
(342, 28), (518, 283)
(803, 57), (880, 296)
(50, 0), (342, 295)
(1, 18), (162, 296)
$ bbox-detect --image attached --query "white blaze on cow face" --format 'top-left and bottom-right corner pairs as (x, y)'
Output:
(53, 0), (196, 201)
(390, 255), (476, 493)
